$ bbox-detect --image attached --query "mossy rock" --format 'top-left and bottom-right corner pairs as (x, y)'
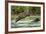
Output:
(34, 18), (40, 22)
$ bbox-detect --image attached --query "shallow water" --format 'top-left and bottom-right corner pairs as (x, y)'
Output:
(11, 20), (41, 28)
(11, 16), (41, 28)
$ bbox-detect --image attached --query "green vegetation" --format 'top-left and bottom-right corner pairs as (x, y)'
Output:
(11, 6), (40, 15)
(11, 6), (41, 22)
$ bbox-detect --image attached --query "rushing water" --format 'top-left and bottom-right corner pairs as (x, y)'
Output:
(11, 20), (41, 28)
(11, 16), (41, 28)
